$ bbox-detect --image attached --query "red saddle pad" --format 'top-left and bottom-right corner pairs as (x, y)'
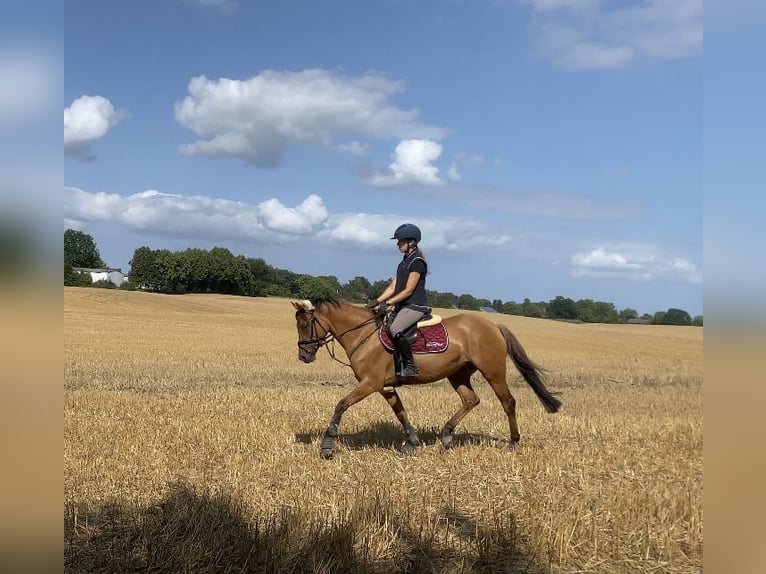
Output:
(379, 323), (449, 354)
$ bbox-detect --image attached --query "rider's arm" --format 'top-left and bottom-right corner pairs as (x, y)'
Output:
(375, 278), (397, 304)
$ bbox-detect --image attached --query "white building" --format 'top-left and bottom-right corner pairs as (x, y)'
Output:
(72, 267), (126, 287)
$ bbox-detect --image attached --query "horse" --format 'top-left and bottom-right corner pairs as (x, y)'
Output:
(291, 298), (561, 458)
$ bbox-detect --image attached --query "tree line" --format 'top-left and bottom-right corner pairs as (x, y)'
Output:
(64, 229), (702, 326)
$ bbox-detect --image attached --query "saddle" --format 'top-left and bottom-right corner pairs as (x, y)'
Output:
(379, 314), (449, 354)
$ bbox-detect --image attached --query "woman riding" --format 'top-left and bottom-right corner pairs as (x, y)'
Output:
(367, 223), (429, 381)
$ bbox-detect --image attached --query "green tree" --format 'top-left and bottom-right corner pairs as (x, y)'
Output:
(549, 296), (577, 320)
(661, 308), (692, 326)
(296, 274), (336, 299)
(457, 293), (480, 310)
(64, 229), (105, 268)
(270, 268), (299, 296)
(341, 276), (372, 302)
(368, 279), (393, 301)
(501, 300), (522, 316)
(128, 246), (159, 289)
(64, 263), (92, 286)
(692, 315), (703, 327)
(618, 308), (639, 323)
(246, 257), (278, 296)
(427, 290), (457, 309)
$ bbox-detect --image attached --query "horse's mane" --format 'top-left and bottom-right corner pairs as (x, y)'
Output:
(310, 297), (344, 310)
(311, 297), (371, 316)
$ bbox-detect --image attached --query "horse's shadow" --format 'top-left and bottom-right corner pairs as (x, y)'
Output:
(295, 420), (510, 451)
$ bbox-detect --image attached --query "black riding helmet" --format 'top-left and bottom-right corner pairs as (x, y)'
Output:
(391, 223), (421, 243)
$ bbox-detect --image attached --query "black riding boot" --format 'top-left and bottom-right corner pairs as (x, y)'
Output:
(393, 334), (419, 380)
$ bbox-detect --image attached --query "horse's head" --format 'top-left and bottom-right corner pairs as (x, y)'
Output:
(291, 300), (330, 363)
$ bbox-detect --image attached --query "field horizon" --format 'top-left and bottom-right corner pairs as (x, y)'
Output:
(65, 287), (702, 573)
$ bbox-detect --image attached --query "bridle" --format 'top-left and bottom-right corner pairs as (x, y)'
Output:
(297, 310), (332, 356)
(296, 308), (382, 366)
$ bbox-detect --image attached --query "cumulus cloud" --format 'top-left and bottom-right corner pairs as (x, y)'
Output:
(571, 246), (702, 283)
(64, 95), (123, 159)
(64, 185), (513, 251)
(64, 186), (327, 241)
(528, 0), (703, 69)
(174, 69), (446, 167)
(319, 213), (514, 251)
(366, 139), (444, 187)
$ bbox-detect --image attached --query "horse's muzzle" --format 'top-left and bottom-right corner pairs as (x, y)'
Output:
(299, 351), (316, 363)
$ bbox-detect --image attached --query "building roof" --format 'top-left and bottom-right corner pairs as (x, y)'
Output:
(72, 267), (124, 273)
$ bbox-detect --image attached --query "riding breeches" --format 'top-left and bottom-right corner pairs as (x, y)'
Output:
(388, 307), (425, 338)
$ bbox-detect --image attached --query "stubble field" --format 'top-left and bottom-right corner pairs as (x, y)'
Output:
(64, 287), (702, 573)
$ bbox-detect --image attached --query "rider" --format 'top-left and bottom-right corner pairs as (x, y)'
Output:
(367, 223), (429, 381)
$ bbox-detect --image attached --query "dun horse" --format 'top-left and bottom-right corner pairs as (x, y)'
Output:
(292, 299), (561, 458)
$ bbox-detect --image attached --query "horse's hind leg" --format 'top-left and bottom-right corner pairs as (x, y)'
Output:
(442, 366), (480, 449)
(380, 389), (420, 455)
(481, 364), (521, 447)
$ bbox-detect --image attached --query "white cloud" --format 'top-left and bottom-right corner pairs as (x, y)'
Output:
(258, 195), (328, 234)
(64, 185), (513, 251)
(174, 70), (446, 167)
(571, 246), (702, 283)
(529, 0), (703, 69)
(64, 95), (123, 159)
(366, 139), (444, 187)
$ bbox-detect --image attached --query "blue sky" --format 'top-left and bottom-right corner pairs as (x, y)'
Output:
(63, 0), (703, 316)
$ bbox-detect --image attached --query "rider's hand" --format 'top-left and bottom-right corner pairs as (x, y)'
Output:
(378, 301), (389, 314)
(365, 300), (379, 312)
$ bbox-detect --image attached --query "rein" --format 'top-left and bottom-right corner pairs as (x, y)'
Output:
(298, 310), (381, 367)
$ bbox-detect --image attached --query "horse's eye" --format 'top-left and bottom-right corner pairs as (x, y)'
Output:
(298, 320), (309, 329)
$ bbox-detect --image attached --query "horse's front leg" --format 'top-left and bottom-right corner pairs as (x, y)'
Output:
(380, 388), (420, 456)
(320, 380), (379, 459)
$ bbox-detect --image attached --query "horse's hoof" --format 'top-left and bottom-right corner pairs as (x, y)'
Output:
(441, 434), (454, 449)
(320, 448), (334, 460)
(508, 440), (519, 452)
(400, 442), (417, 456)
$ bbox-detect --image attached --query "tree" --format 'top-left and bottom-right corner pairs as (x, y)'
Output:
(296, 274), (336, 300)
(549, 296), (577, 320)
(247, 257), (276, 296)
(128, 246), (159, 289)
(64, 229), (105, 269)
(457, 293), (480, 310)
(618, 308), (639, 323)
(502, 300), (522, 316)
(341, 276), (372, 302)
(428, 290), (457, 309)
(521, 298), (543, 318)
(692, 315), (703, 327)
(64, 263), (92, 286)
(661, 308), (692, 326)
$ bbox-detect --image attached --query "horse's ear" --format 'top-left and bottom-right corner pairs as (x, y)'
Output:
(291, 301), (300, 310)
(291, 300), (314, 311)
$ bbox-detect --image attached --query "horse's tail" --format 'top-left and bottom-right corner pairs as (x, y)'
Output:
(497, 324), (561, 413)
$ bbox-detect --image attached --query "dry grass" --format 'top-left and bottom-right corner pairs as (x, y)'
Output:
(64, 288), (702, 573)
